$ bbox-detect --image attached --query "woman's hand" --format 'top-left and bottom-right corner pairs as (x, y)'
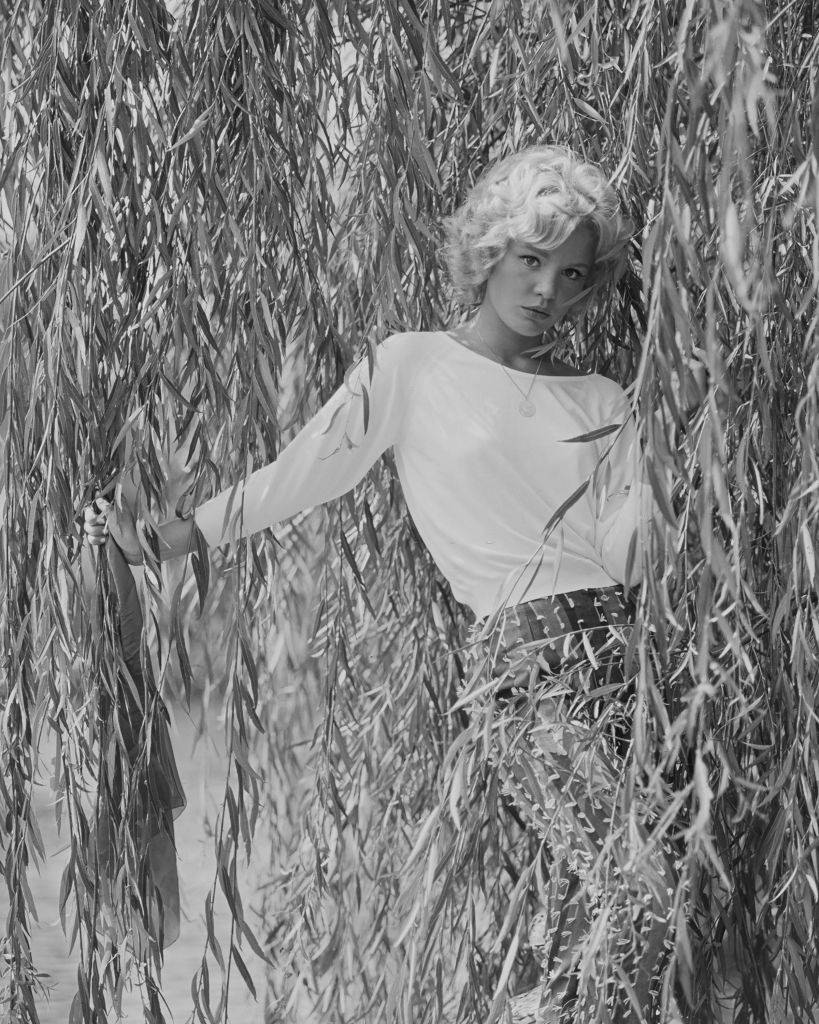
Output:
(83, 497), (143, 565)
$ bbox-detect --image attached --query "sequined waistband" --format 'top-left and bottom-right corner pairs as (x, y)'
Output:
(462, 584), (637, 711)
(470, 584), (636, 645)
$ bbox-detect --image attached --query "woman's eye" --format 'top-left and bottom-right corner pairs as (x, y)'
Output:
(565, 268), (584, 281)
(520, 254), (539, 267)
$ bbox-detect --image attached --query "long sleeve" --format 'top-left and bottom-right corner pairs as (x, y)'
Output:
(593, 390), (662, 586)
(193, 333), (411, 548)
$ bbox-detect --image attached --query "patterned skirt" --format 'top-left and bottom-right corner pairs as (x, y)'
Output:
(463, 585), (676, 1024)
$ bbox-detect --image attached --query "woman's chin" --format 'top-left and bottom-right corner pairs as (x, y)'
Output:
(516, 307), (556, 334)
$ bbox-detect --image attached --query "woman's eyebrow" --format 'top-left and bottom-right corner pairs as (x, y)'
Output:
(522, 244), (591, 268)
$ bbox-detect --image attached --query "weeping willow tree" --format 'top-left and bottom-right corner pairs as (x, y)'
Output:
(1, 0), (817, 1022)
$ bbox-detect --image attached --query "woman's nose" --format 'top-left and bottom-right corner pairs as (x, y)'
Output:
(535, 267), (558, 300)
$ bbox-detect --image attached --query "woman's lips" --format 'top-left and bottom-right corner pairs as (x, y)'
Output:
(522, 306), (550, 320)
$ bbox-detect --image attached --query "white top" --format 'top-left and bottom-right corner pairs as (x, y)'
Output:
(194, 330), (661, 620)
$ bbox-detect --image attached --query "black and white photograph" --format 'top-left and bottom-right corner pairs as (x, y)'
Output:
(0, 1), (817, 1022)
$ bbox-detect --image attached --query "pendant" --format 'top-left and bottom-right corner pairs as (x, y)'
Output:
(519, 400), (536, 417)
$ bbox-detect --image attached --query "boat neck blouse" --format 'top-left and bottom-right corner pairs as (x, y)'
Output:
(193, 330), (660, 620)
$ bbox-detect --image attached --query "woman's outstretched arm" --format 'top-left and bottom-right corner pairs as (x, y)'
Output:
(85, 333), (414, 562)
(192, 332), (412, 550)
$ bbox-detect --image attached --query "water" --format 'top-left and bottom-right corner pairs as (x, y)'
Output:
(10, 702), (265, 1023)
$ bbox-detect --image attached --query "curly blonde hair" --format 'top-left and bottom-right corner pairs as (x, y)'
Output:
(442, 145), (634, 314)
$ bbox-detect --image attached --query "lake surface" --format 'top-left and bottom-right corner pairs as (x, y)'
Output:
(6, 701), (266, 1023)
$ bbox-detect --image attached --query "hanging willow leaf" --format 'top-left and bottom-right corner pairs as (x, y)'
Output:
(542, 479), (589, 536)
(559, 422), (622, 443)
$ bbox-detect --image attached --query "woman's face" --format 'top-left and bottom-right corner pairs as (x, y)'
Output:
(483, 225), (597, 336)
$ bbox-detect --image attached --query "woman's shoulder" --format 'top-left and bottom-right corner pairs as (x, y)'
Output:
(349, 331), (446, 397)
(584, 370), (630, 396)
(584, 373), (635, 420)
(380, 328), (445, 351)
(376, 329), (452, 371)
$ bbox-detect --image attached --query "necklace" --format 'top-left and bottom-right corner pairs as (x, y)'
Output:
(470, 322), (545, 417)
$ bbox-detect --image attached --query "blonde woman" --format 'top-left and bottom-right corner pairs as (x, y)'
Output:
(86, 145), (676, 1022)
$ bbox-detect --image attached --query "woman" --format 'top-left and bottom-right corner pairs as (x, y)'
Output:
(85, 145), (676, 1022)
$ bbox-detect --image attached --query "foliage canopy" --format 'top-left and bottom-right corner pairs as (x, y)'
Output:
(1, 0), (818, 1022)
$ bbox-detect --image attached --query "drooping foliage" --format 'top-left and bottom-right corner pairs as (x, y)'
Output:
(1, 1), (817, 1022)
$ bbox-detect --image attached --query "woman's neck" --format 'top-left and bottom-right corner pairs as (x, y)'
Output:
(468, 305), (563, 372)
